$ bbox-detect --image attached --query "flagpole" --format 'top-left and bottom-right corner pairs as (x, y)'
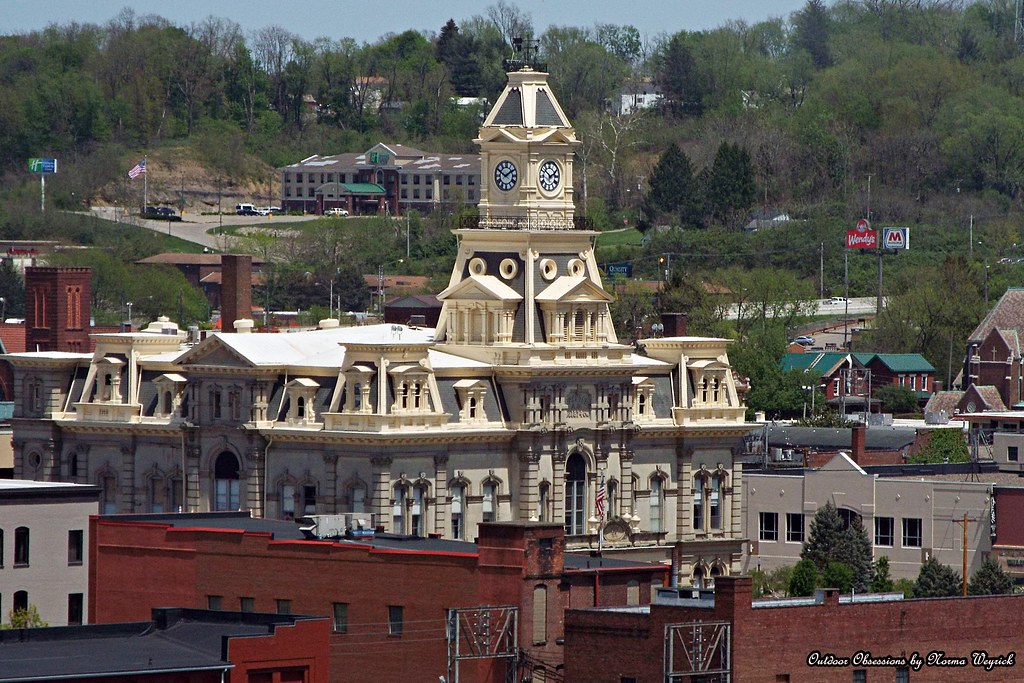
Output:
(143, 155), (148, 212)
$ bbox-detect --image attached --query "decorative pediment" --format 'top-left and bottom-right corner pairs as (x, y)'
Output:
(535, 276), (613, 304)
(176, 338), (256, 368)
(437, 274), (523, 303)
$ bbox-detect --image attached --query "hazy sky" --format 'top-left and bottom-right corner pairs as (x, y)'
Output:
(6, 1), (810, 43)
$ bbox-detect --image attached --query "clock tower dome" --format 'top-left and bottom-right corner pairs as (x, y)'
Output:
(475, 66), (579, 228)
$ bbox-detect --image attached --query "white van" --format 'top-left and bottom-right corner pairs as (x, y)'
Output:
(235, 203), (258, 215)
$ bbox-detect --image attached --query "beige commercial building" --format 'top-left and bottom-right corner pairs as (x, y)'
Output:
(0, 479), (98, 625)
(744, 454), (993, 581)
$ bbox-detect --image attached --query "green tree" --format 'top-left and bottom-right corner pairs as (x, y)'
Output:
(969, 558), (1013, 596)
(792, 0), (832, 69)
(788, 559), (819, 597)
(874, 384), (920, 414)
(642, 143), (699, 228)
(752, 564), (795, 598)
(822, 561), (854, 592)
(654, 32), (705, 117)
(910, 428), (969, 464)
(871, 556), (895, 593)
(834, 515), (874, 592)
(914, 557), (962, 598)
(706, 142), (756, 226)
(802, 502), (845, 571)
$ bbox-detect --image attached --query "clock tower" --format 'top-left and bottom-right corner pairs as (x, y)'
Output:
(476, 67), (579, 228)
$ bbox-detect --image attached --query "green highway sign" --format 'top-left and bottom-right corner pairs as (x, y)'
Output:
(28, 158), (57, 174)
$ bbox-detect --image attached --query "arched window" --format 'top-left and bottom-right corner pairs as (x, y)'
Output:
(482, 481), (498, 523)
(214, 452), (241, 511)
(693, 565), (706, 589)
(650, 477), (665, 533)
(468, 397), (477, 419)
(68, 453), (79, 480)
(637, 393), (646, 416)
(411, 484), (428, 536)
(450, 484), (465, 539)
(565, 453), (586, 535)
(13, 590), (28, 613)
(347, 481), (367, 514)
(538, 482), (550, 522)
(280, 482), (296, 519)
(392, 484), (407, 534)
(163, 390), (173, 415)
(100, 472), (117, 514)
(296, 396), (306, 418)
(709, 476), (722, 529)
(693, 474), (707, 532)
(149, 474), (166, 513)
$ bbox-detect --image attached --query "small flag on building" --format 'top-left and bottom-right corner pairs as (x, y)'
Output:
(128, 158), (146, 179)
(595, 472), (606, 521)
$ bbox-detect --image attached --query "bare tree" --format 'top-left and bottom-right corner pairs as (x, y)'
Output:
(487, 0), (533, 46)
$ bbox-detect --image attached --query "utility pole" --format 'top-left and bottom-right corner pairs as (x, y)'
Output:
(820, 242), (824, 299)
(953, 513), (969, 596)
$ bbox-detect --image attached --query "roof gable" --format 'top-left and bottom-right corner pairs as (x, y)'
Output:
(969, 288), (1024, 344)
(855, 353), (936, 373)
(535, 276), (614, 303)
(437, 275), (523, 302)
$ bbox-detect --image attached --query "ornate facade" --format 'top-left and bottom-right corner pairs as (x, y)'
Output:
(4, 66), (753, 582)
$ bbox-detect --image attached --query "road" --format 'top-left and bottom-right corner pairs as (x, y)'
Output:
(87, 207), (316, 250)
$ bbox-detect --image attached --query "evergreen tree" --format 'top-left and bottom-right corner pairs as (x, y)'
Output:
(653, 33), (705, 117)
(0, 260), (24, 319)
(913, 557), (962, 598)
(834, 515), (874, 592)
(871, 556), (895, 593)
(968, 558), (1013, 595)
(801, 501), (844, 571)
(792, 0), (831, 68)
(642, 143), (699, 228)
(788, 559), (818, 597)
(707, 142), (756, 225)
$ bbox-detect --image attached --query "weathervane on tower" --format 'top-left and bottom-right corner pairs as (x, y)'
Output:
(503, 36), (546, 73)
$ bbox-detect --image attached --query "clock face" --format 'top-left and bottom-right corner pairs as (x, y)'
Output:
(494, 160), (518, 192)
(539, 160), (560, 192)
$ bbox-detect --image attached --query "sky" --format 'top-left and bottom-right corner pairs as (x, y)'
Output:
(6, 0), (811, 44)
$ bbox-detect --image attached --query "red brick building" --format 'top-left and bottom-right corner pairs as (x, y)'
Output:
(24, 266), (91, 354)
(89, 514), (668, 682)
(566, 575), (1024, 682)
(0, 607), (330, 682)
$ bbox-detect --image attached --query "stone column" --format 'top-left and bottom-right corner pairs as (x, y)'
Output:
(186, 445), (202, 513)
(246, 443), (265, 517)
(676, 446), (694, 541)
(323, 452), (339, 514)
(44, 438), (60, 482)
(518, 450), (540, 520)
(120, 445), (136, 512)
(552, 450), (566, 530)
(433, 455), (449, 534)
(371, 456), (392, 531)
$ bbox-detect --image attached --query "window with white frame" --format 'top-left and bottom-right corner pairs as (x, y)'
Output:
(649, 477), (665, 533)
(450, 483), (465, 539)
(411, 483), (428, 536)
(693, 475), (705, 532)
(286, 378), (319, 424)
(392, 484), (407, 534)
(455, 379), (487, 422)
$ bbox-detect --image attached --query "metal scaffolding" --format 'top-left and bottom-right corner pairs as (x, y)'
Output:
(664, 620), (731, 682)
(446, 605), (519, 683)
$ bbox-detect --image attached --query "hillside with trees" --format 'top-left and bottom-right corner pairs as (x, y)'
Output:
(2, 0), (1023, 416)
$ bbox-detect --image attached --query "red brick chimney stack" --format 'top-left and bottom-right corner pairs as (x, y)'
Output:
(220, 255), (252, 332)
(851, 423), (866, 464)
(661, 312), (688, 337)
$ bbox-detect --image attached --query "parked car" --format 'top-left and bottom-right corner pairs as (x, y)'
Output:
(793, 335), (815, 345)
(235, 203), (258, 216)
(325, 207), (349, 216)
(828, 296), (847, 304)
(155, 207), (176, 217)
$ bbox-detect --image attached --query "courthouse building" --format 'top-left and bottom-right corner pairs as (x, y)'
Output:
(4, 64), (753, 582)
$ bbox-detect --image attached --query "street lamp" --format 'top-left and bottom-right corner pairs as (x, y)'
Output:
(126, 302), (133, 330)
(801, 383), (816, 419)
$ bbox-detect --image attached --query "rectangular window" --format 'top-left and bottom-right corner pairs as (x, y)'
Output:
(67, 593), (83, 625)
(875, 516), (895, 546)
(443, 175), (450, 185)
(451, 485), (464, 539)
(483, 483), (497, 523)
(332, 602), (348, 633)
(426, 188), (433, 200)
(413, 175), (420, 185)
(468, 190), (475, 201)
(276, 599), (291, 615)
(240, 597), (255, 612)
(455, 175), (463, 185)
(650, 479), (663, 533)
(895, 668), (910, 683)
(413, 189), (420, 199)
(208, 595), (222, 610)
(401, 188), (408, 199)
(388, 605), (403, 635)
(902, 518), (923, 548)
(786, 513), (804, 543)
(852, 671), (867, 683)
(1010, 446), (1019, 462)
(468, 175), (476, 186)
(303, 485), (317, 515)
(759, 512), (778, 542)
(14, 527), (29, 566)
(68, 530), (84, 565)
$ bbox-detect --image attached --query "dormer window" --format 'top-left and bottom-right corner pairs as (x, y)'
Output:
(153, 373), (187, 418)
(390, 365), (432, 414)
(454, 379), (488, 423)
(286, 378), (320, 425)
(344, 366), (375, 413)
(633, 377), (655, 421)
(96, 357), (125, 403)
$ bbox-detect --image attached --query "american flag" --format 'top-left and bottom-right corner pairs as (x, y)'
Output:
(128, 158), (146, 179)
(595, 472), (606, 520)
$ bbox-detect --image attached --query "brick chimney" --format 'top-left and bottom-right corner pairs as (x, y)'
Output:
(661, 312), (688, 337)
(850, 422), (866, 464)
(220, 255), (252, 331)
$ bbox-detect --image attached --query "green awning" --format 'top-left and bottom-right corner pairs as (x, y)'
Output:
(341, 183), (386, 194)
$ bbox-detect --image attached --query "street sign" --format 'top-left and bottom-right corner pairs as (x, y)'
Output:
(882, 227), (910, 250)
(605, 262), (633, 278)
(28, 158), (57, 174)
(846, 218), (877, 249)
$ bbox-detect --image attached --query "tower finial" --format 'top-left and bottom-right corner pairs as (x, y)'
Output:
(503, 36), (546, 72)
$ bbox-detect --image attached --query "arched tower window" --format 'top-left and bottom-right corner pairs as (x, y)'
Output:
(565, 453), (586, 535)
(214, 452), (241, 511)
